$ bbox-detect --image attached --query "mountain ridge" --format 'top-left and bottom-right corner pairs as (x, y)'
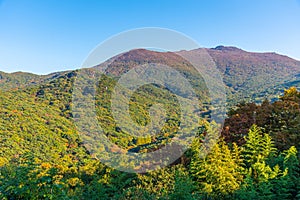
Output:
(0, 45), (300, 76)
(1, 46), (300, 105)
(1, 45), (299, 75)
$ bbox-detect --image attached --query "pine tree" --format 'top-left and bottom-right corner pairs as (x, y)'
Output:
(190, 139), (243, 198)
(281, 146), (300, 199)
(237, 125), (296, 199)
(242, 125), (276, 167)
(168, 169), (197, 200)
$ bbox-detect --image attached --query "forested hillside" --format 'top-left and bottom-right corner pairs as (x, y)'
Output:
(0, 47), (300, 199)
(0, 71), (65, 91)
(1, 88), (299, 199)
(206, 46), (300, 105)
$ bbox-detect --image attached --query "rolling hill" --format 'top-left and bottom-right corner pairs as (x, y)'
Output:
(0, 70), (66, 91)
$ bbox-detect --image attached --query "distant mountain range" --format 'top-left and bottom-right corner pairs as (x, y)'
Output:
(2, 46), (300, 105)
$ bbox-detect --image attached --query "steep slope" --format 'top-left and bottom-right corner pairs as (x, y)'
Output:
(95, 47), (300, 105)
(205, 46), (300, 104)
(102, 49), (210, 100)
(0, 89), (86, 166)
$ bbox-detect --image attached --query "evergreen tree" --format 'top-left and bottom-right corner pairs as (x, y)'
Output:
(242, 125), (276, 167)
(190, 139), (243, 198)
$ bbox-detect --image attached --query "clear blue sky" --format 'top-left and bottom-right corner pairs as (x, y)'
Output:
(0, 0), (299, 74)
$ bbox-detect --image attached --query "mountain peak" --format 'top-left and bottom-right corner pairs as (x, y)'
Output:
(212, 45), (243, 52)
